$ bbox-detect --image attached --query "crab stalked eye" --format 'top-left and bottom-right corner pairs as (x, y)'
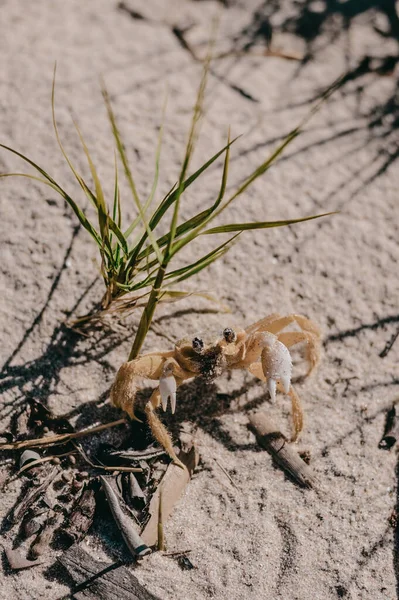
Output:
(223, 328), (236, 343)
(192, 337), (204, 353)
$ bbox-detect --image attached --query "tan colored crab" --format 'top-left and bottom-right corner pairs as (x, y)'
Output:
(111, 314), (321, 465)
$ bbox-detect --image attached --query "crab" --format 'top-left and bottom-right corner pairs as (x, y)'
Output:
(111, 313), (321, 466)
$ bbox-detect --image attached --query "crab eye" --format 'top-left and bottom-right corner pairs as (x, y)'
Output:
(223, 328), (236, 343)
(192, 337), (204, 353)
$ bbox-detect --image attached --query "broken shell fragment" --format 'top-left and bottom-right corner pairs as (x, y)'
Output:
(159, 375), (177, 414)
(20, 450), (41, 469)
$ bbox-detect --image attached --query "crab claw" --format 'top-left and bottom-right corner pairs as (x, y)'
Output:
(261, 335), (292, 403)
(159, 374), (177, 414)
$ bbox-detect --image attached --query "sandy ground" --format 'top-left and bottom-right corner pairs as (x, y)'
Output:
(0, 0), (399, 598)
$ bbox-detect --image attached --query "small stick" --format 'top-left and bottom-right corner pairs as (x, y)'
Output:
(379, 405), (399, 449)
(0, 418), (127, 451)
(248, 411), (318, 489)
(212, 48), (303, 61)
(213, 458), (238, 489)
(108, 447), (165, 461)
(379, 326), (399, 358)
(157, 484), (165, 551)
(162, 549), (192, 558)
(100, 476), (151, 558)
(73, 442), (142, 473)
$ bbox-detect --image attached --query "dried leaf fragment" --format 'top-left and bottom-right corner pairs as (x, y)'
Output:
(141, 446), (199, 547)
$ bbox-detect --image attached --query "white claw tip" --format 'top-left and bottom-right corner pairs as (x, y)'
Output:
(159, 375), (177, 413)
(281, 375), (291, 394)
(262, 338), (292, 401)
(268, 378), (277, 403)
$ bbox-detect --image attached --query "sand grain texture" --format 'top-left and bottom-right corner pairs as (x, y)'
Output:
(0, 1), (398, 599)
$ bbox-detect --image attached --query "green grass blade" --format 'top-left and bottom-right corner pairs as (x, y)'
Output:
(102, 84), (163, 265)
(166, 43), (213, 255)
(74, 123), (130, 258)
(128, 136), (240, 265)
(212, 128), (231, 211)
(165, 233), (239, 282)
(112, 154), (122, 264)
(112, 152), (121, 227)
(170, 129), (232, 257)
(123, 103), (165, 241)
(218, 128), (299, 214)
(202, 213), (336, 235)
(0, 166), (101, 246)
(73, 121), (108, 238)
(51, 65), (98, 211)
(158, 289), (227, 308)
(136, 208), (212, 262)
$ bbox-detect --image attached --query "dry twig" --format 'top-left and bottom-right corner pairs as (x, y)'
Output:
(0, 419), (127, 451)
(379, 404), (399, 449)
(248, 411), (318, 489)
(100, 476), (151, 558)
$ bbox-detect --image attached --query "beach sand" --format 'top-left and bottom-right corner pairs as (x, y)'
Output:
(0, 1), (398, 598)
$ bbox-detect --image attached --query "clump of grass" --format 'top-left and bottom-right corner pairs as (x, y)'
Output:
(0, 58), (335, 359)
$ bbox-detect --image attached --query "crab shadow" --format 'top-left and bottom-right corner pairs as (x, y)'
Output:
(0, 225), (131, 431)
(0, 223), (274, 461)
(159, 374), (295, 454)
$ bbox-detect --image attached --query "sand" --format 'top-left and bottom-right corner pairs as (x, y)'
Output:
(0, 0), (398, 598)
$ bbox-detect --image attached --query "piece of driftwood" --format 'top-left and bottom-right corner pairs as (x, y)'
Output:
(100, 476), (151, 558)
(379, 405), (399, 449)
(248, 412), (318, 489)
(30, 510), (64, 558)
(141, 446), (199, 547)
(59, 544), (161, 600)
(4, 547), (44, 570)
(61, 484), (96, 544)
(12, 467), (58, 523)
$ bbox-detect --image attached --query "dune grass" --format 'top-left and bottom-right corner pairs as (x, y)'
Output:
(0, 58), (336, 360)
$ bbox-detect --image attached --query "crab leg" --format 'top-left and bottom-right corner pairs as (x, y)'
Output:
(145, 390), (184, 468)
(277, 331), (320, 376)
(247, 314), (320, 337)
